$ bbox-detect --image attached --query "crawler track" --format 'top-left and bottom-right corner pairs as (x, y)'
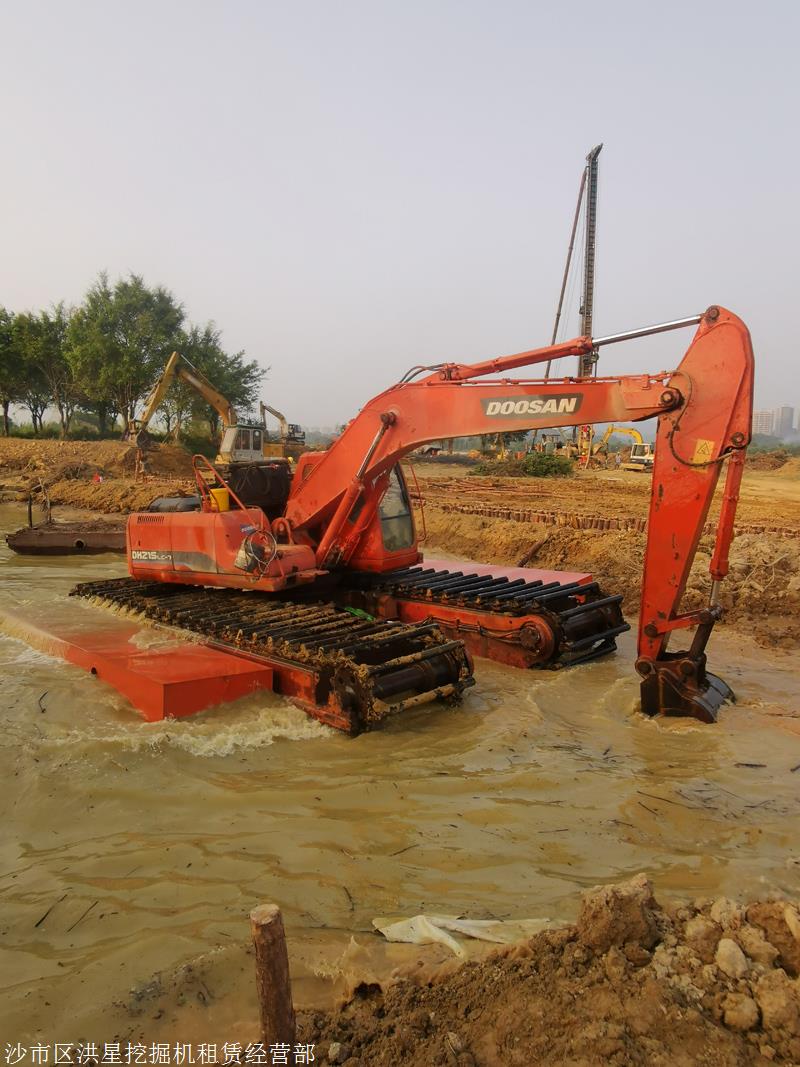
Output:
(70, 578), (474, 734)
(345, 565), (630, 669)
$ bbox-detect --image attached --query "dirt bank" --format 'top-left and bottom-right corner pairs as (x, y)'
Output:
(299, 877), (800, 1065)
(0, 437), (194, 511)
(39, 476), (194, 512)
(411, 459), (800, 649)
(0, 436), (193, 479)
(410, 462), (800, 536)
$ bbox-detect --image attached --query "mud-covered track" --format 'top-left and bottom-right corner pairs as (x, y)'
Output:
(70, 578), (474, 733)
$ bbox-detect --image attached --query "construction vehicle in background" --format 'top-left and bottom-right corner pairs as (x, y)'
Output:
(259, 402), (306, 461)
(77, 306), (754, 734)
(128, 353), (306, 465)
(582, 425), (656, 470)
(126, 351), (306, 516)
(126, 351), (263, 464)
(625, 442), (655, 471)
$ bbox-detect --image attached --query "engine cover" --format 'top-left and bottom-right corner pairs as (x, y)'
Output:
(127, 507), (320, 591)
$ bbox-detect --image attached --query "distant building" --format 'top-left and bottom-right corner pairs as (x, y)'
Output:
(753, 410), (775, 435)
(774, 406), (795, 439)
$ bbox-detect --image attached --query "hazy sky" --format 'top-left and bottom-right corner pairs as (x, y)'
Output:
(2, 0), (797, 426)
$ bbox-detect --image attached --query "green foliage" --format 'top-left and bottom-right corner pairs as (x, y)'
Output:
(14, 304), (80, 437)
(9, 421), (63, 439)
(0, 307), (23, 434)
(2, 273), (263, 444)
(67, 272), (185, 431)
(176, 429), (218, 459)
(10, 314), (51, 434)
(170, 323), (266, 438)
(747, 435), (800, 459)
(471, 452), (574, 478)
(749, 433), (787, 452)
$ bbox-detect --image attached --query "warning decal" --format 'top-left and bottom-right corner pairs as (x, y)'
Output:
(691, 438), (716, 463)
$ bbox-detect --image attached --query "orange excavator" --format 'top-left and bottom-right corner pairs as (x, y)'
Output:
(73, 306), (754, 734)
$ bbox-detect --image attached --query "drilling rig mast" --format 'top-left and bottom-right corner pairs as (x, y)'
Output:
(578, 143), (602, 377)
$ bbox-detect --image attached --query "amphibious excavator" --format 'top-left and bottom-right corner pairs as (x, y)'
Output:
(75, 306), (754, 734)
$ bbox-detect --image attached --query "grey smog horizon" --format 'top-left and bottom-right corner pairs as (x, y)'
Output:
(1, 0), (797, 427)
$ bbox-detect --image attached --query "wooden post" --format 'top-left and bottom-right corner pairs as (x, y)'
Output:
(250, 904), (296, 1047)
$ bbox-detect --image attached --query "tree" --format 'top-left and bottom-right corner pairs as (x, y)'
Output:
(15, 305), (81, 438)
(0, 308), (23, 435)
(68, 272), (185, 433)
(10, 315), (50, 433)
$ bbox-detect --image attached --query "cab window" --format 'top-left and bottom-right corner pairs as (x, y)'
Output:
(252, 429), (262, 451)
(235, 428), (251, 451)
(379, 467), (414, 550)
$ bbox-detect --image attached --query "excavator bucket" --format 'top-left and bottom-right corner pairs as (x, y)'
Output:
(638, 650), (734, 724)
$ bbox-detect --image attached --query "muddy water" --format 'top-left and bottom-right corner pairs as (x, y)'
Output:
(1, 502), (799, 1043)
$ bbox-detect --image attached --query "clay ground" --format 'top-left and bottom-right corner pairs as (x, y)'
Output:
(298, 878), (800, 1066)
(0, 437), (196, 512)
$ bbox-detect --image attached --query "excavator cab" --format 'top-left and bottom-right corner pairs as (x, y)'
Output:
(377, 467), (416, 552)
(346, 464), (421, 572)
(625, 442), (655, 471)
(217, 423), (266, 465)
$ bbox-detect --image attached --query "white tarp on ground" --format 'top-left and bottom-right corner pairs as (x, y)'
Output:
(372, 914), (550, 957)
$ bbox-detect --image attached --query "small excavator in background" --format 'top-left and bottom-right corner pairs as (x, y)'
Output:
(126, 351), (262, 464)
(583, 425), (656, 470)
(78, 306), (754, 734)
(259, 402), (306, 461)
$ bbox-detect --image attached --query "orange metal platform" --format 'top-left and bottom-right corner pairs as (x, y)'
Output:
(2, 608), (273, 722)
(422, 557), (592, 587)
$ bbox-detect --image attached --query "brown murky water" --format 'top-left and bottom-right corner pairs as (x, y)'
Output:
(1, 502), (799, 1043)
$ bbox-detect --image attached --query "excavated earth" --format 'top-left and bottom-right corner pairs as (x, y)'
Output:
(299, 877), (800, 1066)
(0, 438), (194, 512)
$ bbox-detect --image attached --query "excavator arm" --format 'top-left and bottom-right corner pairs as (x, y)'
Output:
(127, 352), (237, 444)
(286, 306), (754, 723)
(592, 425), (644, 453)
(127, 351), (183, 442)
(260, 402), (289, 441)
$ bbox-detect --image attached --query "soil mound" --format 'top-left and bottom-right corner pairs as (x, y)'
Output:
(299, 877), (800, 1065)
(42, 478), (195, 512)
(0, 438), (195, 509)
(748, 450), (791, 472)
(0, 437), (193, 481)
